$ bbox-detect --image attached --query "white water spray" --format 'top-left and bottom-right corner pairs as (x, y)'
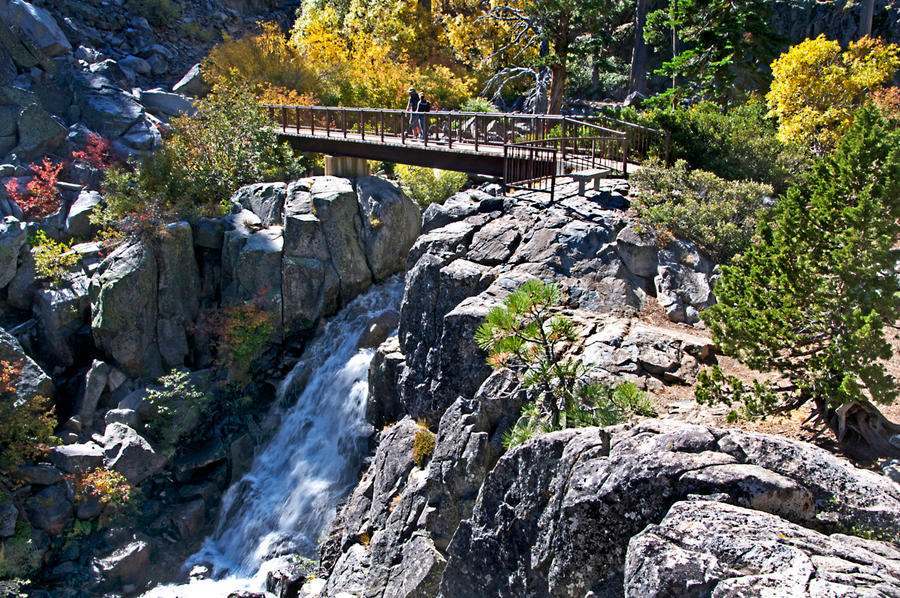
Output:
(145, 277), (404, 597)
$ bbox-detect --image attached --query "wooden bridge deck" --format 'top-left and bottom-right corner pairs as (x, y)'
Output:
(274, 124), (512, 177)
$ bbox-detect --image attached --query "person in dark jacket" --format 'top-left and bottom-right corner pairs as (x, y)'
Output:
(405, 87), (420, 138)
(416, 95), (431, 141)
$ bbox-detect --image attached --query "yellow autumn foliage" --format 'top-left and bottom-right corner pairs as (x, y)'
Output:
(766, 35), (900, 153)
(206, 12), (474, 109)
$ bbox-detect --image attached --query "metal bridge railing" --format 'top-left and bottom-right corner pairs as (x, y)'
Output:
(263, 104), (630, 151)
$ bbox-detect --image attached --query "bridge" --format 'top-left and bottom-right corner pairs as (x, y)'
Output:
(264, 105), (669, 197)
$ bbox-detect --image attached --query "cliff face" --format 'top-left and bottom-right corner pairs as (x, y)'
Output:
(0, 175), (420, 596)
(314, 186), (900, 598)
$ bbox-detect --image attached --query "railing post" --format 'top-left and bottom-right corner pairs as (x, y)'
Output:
(281, 106), (287, 130)
(342, 109), (347, 139)
(295, 107), (300, 132)
(380, 111), (384, 142)
(326, 108), (330, 137)
(474, 116), (479, 152)
(622, 136), (628, 177)
(359, 109), (364, 140)
(503, 116), (508, 144)
(664, 131), (671, 166)
(310, 108), (314, 136)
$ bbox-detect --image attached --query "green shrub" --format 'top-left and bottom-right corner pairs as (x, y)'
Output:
(94, 81), (305, 231)
(0, 360), (56, 472)
(181, 22), (213, 43)
(638, 98), (811, 193)
(459, 97), (497, 113)
(204, 295), (277, 386)
(394, 165), (467, 207)
(503, 382), (657, 448)
(0, 521), (40, 580)
(475, 279), (657, 449)
(29, 230), (79, 284)
(412, 427), (436, 467)
(694, 107), (900, 454)
(631, 159), (772, 263)
(127, 0), (181, 27)
(146, 370), (210, 458)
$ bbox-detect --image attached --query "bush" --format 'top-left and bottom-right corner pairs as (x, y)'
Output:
(631, 159), (772, 263)
(394, 165), (467, 207)
(76, 467), (132, 509)
(476, 280), (657, 449)
(205, 295), (277, 386)
(0, 360), (56, 473)
(145, 370), (209, 458)
(29, 230), (79, 284)
(94, 81), (305, 231)
(5, 158), (63, 219)
(459, 97), (498, 113)
(639, 98), (808, 193)
(412, 426), (435, 467)
(503, 382), (657, 448)
(72, 133), (114, 170)
(0, 521), (40, 580)
(126, 0), (180, 27)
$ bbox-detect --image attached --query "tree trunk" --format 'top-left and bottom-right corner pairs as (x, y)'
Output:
(629, 0), (649, 95)
(548, 63), (567, 114)
(859, 0), (874, 38)
(419, 0), (432, 15)
(815, 398), (900, 462)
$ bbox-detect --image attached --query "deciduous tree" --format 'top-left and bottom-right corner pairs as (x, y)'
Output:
(765, 34), (900, 154)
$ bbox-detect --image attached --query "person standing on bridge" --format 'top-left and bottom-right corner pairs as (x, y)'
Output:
(417, 95), (431, 141)
(405, 87), (420, 139)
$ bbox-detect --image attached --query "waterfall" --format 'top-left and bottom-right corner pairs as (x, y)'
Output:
(145, 276), (404, 597)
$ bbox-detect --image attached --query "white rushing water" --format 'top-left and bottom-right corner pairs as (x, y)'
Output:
(145, 276), (404, 597)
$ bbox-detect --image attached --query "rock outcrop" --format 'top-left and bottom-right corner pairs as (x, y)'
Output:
(320, 414), (900, 598)
(370, 187), (717, 427)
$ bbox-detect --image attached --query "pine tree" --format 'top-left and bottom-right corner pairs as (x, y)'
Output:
(696, 106), (900, 459)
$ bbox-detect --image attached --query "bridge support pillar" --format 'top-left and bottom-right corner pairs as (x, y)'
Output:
(324, 156), (371, 178)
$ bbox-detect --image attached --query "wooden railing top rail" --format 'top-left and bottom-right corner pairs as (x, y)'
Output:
(262, 104), (627, 135)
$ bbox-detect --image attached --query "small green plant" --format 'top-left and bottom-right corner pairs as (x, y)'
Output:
(76, 467), (132, 510)
(0, 360), (56, 473)
(412, 426), (436, 467)
(394, 165), (467, 207)
(503, 382), (656, 448)
(631, 159), (772, 263)
(459, 97), (497, 113)
(205, 294), (277, 386)
(0, 521), (40, 580)
(29, 230), (79, 284)
(127, 0), (181, 26)
(146, 370), (210, 458)
(476, 280), (657, 449)
(181, 21), (214, 43)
